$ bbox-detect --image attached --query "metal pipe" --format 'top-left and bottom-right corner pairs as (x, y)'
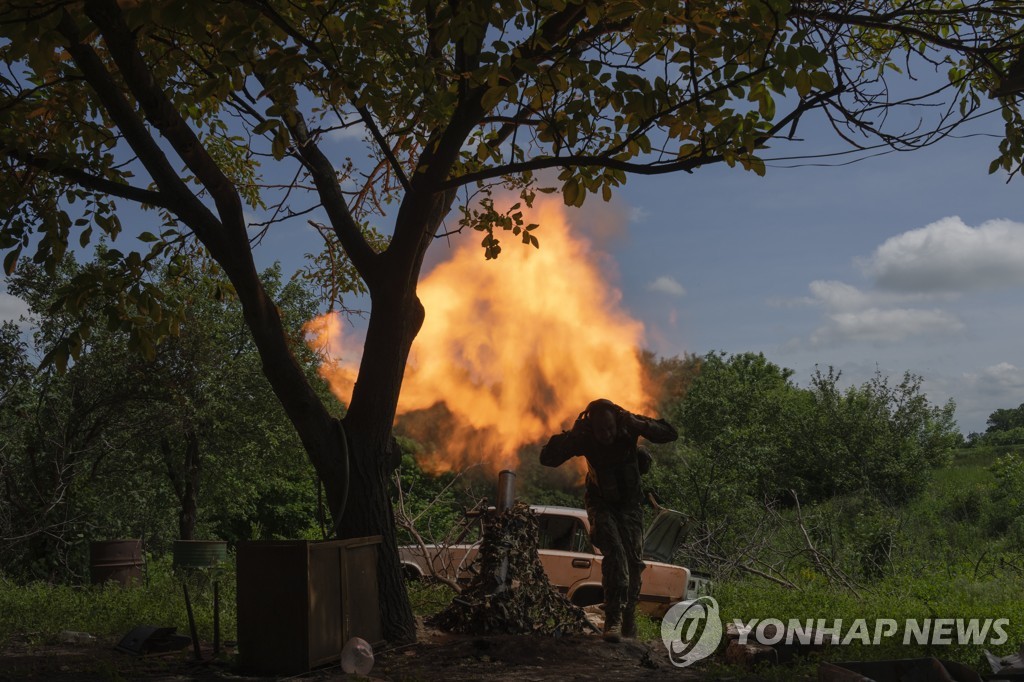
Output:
(496, 470), (516, 512)
(182, 581), (201, 661)
(493, 470), (517, 594)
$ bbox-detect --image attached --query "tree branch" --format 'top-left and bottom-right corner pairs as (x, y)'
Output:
(357, 105), (410, 192)
(792, 3), (1020, 56)
(424, 3), (590, 175)
(55, 10), (221, 235)
(4, 148), (172, 210)
(440, 150), (725, 190)
(82, 0), (245, 232)
(242, 0), (414, 202)
(251, 70), (380, 283)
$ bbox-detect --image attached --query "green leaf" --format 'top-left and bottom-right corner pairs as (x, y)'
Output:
(795, 71), (811, 98)
(810, 71), (834, 91)
(252, 119), (276, 135)
(3, 247), (22, 275)
(563, 177), (580, 206)
(747, 156), (766, 177)
(138, 231), (159, 243)
(68, 331), (83, 360)
(480, 86), (506, 111)
(759, 91), (776, 120)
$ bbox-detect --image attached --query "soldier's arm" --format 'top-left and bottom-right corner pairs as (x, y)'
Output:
(623, 412), (678, 444)
(539, 430), (585, 467)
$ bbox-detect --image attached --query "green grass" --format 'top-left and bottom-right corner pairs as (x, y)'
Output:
(407, 579), (457, 617)
(398, 575), (1023, 678)
(714, 571), (1024, 670)
(948, 444), (1024, 471)
(0, 555), (234, 645)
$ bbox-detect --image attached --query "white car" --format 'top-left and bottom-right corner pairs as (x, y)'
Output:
(399, 504), (691, 617)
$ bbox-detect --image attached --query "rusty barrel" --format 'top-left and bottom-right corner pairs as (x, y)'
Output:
(89, 539), (144, 586)
(173, 540), (227, 569)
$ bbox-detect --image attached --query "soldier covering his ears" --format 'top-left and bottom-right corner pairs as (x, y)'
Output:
(539, 398), (678, 642)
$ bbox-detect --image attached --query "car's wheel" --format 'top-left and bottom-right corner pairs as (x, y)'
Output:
(570, 585), (604, 607)
(402, 564), (423, 581)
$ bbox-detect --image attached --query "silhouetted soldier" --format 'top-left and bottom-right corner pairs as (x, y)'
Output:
(539, 398), (678, 642)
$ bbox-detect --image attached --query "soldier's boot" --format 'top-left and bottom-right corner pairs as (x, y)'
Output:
(603, 610), (622, 643)
(622, 606), (637, 639)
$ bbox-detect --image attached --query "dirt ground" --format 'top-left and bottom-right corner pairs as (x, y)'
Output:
(0, 624), (710, 682)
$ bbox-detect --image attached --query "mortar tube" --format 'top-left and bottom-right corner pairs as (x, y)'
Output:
(496, 469), (516, 512)
(493, 469), (517, 594)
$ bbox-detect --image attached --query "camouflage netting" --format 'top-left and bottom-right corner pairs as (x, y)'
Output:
(430, 502), (590, 635)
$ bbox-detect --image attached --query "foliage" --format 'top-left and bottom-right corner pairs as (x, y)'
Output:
(0, 252), (328, 580)
(790, 367), (960, 504)
(985, 453), (1024, 542)
(646, 352), (960, 584)
(667, 352), (798, 509)
(663, 353), (959, 509)
(966, 403), (1024, 448)
(986, 404), (1024, 434)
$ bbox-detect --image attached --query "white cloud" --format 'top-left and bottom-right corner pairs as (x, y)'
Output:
(796, 215), (1024, 346)
(792, 217), (1024, 345)
(804, 280), (963, 346)
(808, 280), (873, 311)
(629, 206), (650, 225)
(963, 362), (1024, 397)
(0, 292), (29, 324)
(776, 280), (939, 312)
(244, 211), (262, 229)
(811, 307), (963, 346)
(863, 216), (1024, 293)
(950, 363), (1024, 432)
(326, 117), (366, 143)
(647, 276), (686, 297)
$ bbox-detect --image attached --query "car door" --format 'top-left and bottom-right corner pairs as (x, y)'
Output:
(536, 513), (599, 594)
(642, 508), (687, 563)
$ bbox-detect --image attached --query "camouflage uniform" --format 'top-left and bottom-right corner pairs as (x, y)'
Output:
(539, 399), (678, 636)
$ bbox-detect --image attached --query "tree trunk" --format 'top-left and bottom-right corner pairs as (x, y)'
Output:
(202, 182), (445, 644)
(178, 431), (200, 541)
(161, 432), (201, 541)
(336, 424), (416, 643)
(328, 284), (425, 644)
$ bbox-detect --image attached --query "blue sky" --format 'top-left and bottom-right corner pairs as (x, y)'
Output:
(610, 113), (1024, 435)
(2, 98), (1021, 436)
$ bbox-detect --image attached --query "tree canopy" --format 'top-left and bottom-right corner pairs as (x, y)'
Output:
(0, 252), (328, 580)
(3, 1), (1023, 294)
(2, 0), (1022, 641)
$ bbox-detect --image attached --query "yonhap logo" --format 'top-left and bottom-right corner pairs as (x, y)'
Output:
(661, 596), (723, 667)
